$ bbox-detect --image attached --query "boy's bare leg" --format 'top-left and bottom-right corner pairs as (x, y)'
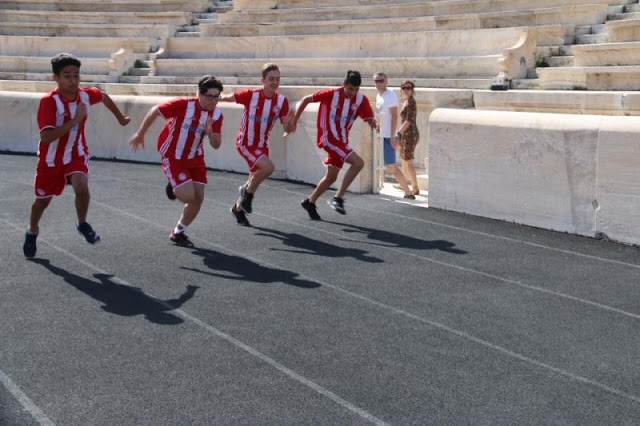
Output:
(335, 153), (364, 199)
(69, 173), (90, 224)
(236, 155), (274, 211)
(28, 197), (52, 233)
(309, 166), (339, 204)
(174, 182), (205, 227)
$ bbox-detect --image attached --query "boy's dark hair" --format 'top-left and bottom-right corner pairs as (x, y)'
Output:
(261, 63), (280, 79)
(344, 70), (362, 87)
(198, 75), (223, 94)
(51, 53), (81, 75)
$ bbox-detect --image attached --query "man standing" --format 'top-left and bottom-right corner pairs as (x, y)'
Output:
(374, 72), (414, 199)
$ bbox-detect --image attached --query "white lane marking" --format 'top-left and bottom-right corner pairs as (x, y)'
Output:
(0, 370), (55, 426)
(1, 218), (388, 426)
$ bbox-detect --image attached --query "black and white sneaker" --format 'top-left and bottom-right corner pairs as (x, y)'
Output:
(231, 204), (251, 226)
(23, 231), (38, 258)
(166, 183), (176, 200)
(77, 222), (101, 244)
(239, 185), (254, 214)
(170, 231), (194, 248)
(328, 197), (346, 215)
(301, 198), (321, 220)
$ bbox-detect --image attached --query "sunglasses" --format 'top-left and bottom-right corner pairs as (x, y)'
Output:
(374, 79), (386, 83)
(401, 86), (413, 90)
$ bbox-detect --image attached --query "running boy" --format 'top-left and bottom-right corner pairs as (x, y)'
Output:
(128, 75), (224, 248)
(23, 52), (130, 258)
(218, 63), (293, 226)
(289, 70), (377, 220)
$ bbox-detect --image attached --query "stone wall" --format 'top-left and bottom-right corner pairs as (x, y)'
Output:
(429, 108), (640, 246)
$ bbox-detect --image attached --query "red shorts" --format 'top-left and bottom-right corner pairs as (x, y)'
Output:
(236, 141), (269, 173)
(320, 139), (353, 169)
(162, 156), (207, 188)
(34, 155), (89, 198)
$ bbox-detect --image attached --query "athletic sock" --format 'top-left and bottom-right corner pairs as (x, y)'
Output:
(173, 222), (187, 235)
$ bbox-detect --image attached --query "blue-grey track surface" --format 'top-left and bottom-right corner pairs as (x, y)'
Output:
(2, 152), (640, 426)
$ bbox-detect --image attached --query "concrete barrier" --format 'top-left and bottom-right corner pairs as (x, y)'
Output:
(428, 108), (640, 245)
(0, 91), (373, 193)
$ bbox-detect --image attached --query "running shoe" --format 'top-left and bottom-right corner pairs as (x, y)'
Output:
(166, 182), (176, 200)
(239, 185), (254, 214)
(77, 222), (101, 244)
(301, 198), (321, 220)
(328, 197), (346, 215)
(23, 231), (38, 258)
(231, 204), (251, 226)
(170, 231), (194, 248)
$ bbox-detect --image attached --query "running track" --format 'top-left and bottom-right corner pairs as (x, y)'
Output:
(2, 152), (640, 425)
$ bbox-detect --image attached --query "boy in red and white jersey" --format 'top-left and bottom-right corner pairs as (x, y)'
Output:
(23, 52), (130, 258)
(128, 75), (224, 247)
(289, 70), (377, 220)
(218, 63), (293, 226)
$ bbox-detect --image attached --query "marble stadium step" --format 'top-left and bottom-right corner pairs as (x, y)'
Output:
(0, 56), (114, 74)
(219, 0), (622, 25)
(154, 56), (504, 80)
(537, 65), (640, 90)
(606, 17), (640, 42)
(473, 89), (640, 115)
(0, 10), (194, 25)
(0, 36), (158, 57)
(0, 22), (179, 37)
(0, 72), (119, 84)
(201, 5), (606, 37)
(232, 0), (428, 10)
(158, 26), (547, 60)
(572, 41), (640, 66)
(0, 0), (211, 12)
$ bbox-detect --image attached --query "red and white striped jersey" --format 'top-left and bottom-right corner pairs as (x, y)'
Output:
(36, 87), (103, 167)
(156, 98), (223, 160)
(312, 88), (374, 148)
(233, 89), (289, 148)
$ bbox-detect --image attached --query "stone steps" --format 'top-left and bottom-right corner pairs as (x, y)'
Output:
(573, 40), (640, 66)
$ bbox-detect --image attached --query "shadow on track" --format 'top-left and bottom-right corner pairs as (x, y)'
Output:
(324, 221), (468, 254)
(252, 226), (383, 263)
(182, 247), (321, 289)
(31, 258), (198, 325)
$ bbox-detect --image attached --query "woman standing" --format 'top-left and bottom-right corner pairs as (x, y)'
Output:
(397, 80), (420, 196)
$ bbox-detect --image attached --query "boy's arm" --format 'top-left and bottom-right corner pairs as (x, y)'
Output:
(39, 103), (87, 145)
(204, 116), (222, 150)
(287, 95), (314, 135)
(128, 106), (160, 152)
(218, 93), (235, 103)
(101, 92), (130, 126)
